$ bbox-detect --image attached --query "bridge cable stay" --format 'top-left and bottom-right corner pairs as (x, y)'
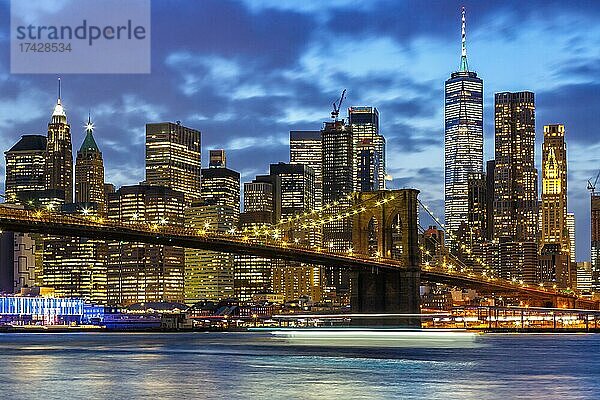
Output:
(417, 199), (496, 275)
(416, 200), (578, 296)
(418, 223), (478, 275)
(242, 191), (400, 238)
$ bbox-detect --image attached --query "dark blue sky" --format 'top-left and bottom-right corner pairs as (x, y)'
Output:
(0, 0), (599, 260)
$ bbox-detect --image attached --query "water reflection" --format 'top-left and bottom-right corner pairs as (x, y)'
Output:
(0, 332), (597, 399)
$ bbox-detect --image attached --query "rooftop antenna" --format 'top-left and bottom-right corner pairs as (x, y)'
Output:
(459, 7), (469, 72)
(57, 77), (62, 104)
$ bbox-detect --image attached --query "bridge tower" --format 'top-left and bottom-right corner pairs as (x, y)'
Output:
(350, 189), (421, 325)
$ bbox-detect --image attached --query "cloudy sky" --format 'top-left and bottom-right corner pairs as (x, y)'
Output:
(0, 0), (599, 260)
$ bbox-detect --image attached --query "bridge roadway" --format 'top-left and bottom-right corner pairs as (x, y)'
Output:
(0, 206), (583, 303)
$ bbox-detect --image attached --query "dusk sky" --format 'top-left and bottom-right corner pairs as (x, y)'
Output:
(0, 0), (599, 260)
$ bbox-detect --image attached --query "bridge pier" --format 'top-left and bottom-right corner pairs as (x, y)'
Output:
(350, 268), (421, 326)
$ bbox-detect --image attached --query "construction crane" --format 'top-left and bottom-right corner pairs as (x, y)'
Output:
(587, 170), (600, 194)
(331, 89), (346, 121)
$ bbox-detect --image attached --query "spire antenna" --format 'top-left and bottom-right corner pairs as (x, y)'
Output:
(85, 110), (94, 133)
(58, 77), (61, 103)
(460, 7), (469, 72)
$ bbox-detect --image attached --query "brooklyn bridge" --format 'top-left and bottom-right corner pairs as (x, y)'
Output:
(0, 189), (596, 316)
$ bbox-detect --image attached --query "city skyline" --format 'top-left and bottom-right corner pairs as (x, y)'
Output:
(0, 1), (599, 260)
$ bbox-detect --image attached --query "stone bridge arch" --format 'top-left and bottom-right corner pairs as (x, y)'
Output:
(351, 189), (419, 266)
(350, 189), (421, 324)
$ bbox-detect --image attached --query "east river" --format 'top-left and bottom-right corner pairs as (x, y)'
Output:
(0, 331), (598, 399)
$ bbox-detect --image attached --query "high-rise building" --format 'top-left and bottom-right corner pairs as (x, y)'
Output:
(494, 91), (538, 241)
(185, 203), (235, 304)
(41, 205), (107, 304)
(444, 8), (484, 248)
(566, 212), (576, 264)
(269, 162), (321, 301)
(75, 114), (106, 214)
(591, 193), (600, 291)
(209, 149), (226, 168)
(145, 121), (201, 205)
(106, 185), (185, 306)
(539, 124), (571, 287)
(241, 175), (281, 225)
(349, 106), (386, 192)
(290, 130), (322, 208)
(200, 151), (240, 223)
(45, 79), (73, 203)
(322, 120), (353, 251)
(321, 120), (353, 295)
(540, 125), (568, 246)
(4, 135), (47, 203)
(485, 160), (495, 241)
(269, 163), (315, 223)
(12, 232), (36, 292)
(493, 91), (538, 282)
(235, 174), (282, 302)
(577, 261), (593, 293)
(466, 172), (487, 243)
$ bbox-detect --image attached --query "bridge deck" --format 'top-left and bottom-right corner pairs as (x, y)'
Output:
(0, 206), (583, 302)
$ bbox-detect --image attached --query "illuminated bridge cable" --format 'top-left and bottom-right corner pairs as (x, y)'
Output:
(417, 199), (495, 276)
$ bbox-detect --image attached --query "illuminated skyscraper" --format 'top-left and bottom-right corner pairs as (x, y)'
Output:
(240, 175), (281, 225)
(106, 185), (185, 306)
(290, 130), (322, 208)
(566, 212), (576, 264)
(444, 8), (483, 248)
(209, 149), (226, 168)
(200, 151), (240, 223)
(41, 204), (107, 304)
(539, 124), (571, 287)
(591, 193), (600, 291)
(349, 106), (385, 192)
(322, 120), (353, 251)
(269, 162), (321, 301)
(75, 114), (106, 214)
(45, 78), (73, 203)
(4, 135), (46, 203)
(494, 91), (538, 282)
(234, 174), (282, 302)
(185, 203), (235, 304)
(145, 121), (201, 205)
(321, 120), (353, 295)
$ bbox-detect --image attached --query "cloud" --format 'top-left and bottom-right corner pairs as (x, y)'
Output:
(0, 0), (600, 259)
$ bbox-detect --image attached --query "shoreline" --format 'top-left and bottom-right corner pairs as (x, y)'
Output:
(1, 326), (599, 334)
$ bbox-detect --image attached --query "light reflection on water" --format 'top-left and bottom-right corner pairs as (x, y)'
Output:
(0, 332), (597, 399)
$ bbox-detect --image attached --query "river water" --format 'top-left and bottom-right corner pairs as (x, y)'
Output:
(0, 331), (597, 399)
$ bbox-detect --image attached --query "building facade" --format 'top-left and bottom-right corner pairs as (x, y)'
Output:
(539, 124), (571, 287)
(200, 152), (240, 224)
(444, 8), (484, 248)
(185, 204), (236, 304)
(4, 135), (47, 203)
(45, 85), (73, 203)
(145, 122), (201, 204)
(321, 120), (353, 294)
(348, 106), (386, 192)
(591, 193), (600, 291)
(75, 115), (106, 214)
(269, 162), (321, 301)
(106, 185), (185, 306)
(290, 130), (322, 209)
(493, 91), (538, 282)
